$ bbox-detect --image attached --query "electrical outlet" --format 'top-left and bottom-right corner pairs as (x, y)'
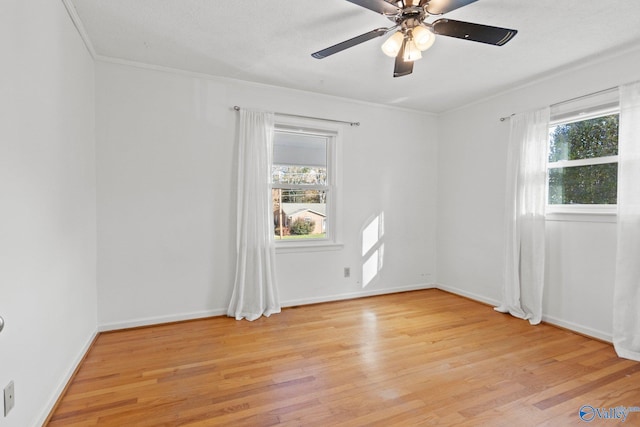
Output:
(4, 381), (14, 417)
(344, 267), (350, 278)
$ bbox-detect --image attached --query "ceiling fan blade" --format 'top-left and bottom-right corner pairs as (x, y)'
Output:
(345, 0), (401, 15)
(312, 28), (391, 59)
(432, 19), (517, 46)
(425, 0), (478, 15)
(393, 40), (414, 77)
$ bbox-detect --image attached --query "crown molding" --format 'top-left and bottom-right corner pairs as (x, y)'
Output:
(61, 0), (97, 58)
(94, 54), (436, 118)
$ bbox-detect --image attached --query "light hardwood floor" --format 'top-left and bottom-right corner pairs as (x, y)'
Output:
(47, 289), (640, 426)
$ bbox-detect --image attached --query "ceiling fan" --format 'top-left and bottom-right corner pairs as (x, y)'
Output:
(311, 0), (517, 77)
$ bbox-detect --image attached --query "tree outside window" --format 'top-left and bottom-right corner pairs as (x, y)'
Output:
(548, 114), (619, 205)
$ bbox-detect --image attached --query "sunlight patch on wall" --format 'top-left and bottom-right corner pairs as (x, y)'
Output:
(361, 213), (385, 288)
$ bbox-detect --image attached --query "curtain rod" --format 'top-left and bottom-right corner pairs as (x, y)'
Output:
(232, 106), (360, 127)
(499, 85), (619, 122)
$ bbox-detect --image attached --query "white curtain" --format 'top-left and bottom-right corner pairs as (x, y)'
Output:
(613, 82), (640, 360)
(227, 110), (281, 321)
(496, 107), (550, 325)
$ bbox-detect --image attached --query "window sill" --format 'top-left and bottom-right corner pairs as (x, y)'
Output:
(545, 209), (617, 223)
(275, 242), (344, 254)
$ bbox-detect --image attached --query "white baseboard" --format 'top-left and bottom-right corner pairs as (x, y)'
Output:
(541, 314), (612, 343)
(434, 283), (501, 307)
(35, 329), (98, 427)
(99, 309), (228, 332)
(98, 283), (612, 344)
(98, 284), (437, 332)
(435, 283), (613, 343)
(280, 283), (436, 308)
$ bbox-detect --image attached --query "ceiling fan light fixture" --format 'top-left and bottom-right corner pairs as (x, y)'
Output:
(403, 38), (422, 62)
(412, 25), (436, 51)
(381, 31), (405, 57)
(310, 0), (518, 78)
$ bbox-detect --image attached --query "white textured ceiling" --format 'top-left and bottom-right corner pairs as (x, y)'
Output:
(69, 0), (640, 113)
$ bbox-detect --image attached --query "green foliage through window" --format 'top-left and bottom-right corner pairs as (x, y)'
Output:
(549, 163), (617, 204)
(548, 114), (618, 205)
(549, 115), (618, 162)
(289, 218), (316, 235)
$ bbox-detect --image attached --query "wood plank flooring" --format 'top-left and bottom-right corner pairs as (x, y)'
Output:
(47, 290), (640, 426)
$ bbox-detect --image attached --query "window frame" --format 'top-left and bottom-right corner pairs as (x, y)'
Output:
(272, 119), (343, 253)
(545, 104), (619, 221)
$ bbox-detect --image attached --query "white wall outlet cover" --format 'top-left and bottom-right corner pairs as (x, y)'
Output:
(4, 381), (14, 417)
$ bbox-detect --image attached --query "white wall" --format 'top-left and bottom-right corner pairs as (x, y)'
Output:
(437, 46), (640, 341)
(0, 1), (97, 426)
(95, 62), (438, 329)
(2, 2), (635, 422)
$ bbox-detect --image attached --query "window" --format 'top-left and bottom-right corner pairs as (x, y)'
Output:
(548, 114), (619, 204)
(272, 125), (338, 247)
(547, 90), (619, 215)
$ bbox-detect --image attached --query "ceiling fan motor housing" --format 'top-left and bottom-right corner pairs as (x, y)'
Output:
(390, 5), (428, 31)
